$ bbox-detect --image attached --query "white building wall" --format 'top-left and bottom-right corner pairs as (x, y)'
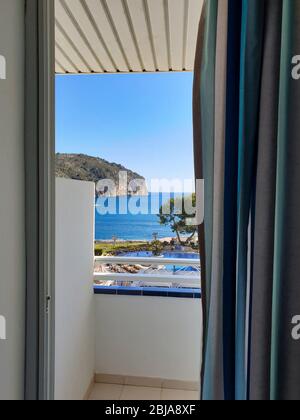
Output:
(55, 179), (95, 400)
(95, 295), (202, 383)
(0, 0), (25, 401)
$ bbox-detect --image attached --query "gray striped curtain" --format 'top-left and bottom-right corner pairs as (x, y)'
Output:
(193, 0), (300, 401)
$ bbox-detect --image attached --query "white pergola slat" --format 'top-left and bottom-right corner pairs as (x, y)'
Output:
(84, 0), (129, 72)
(104, 0), (143, 71)
(56, 0), (103, 71)
(126, 0), (156, 71)
(55, 0), (203, 74)
(146, 0), (169, 71)
(55, 45), (77, 73)
(168, 0), (186, 71)
(56, 24), (90, 72)
(55, 61), (66, 74)
(185, 0), (204, 69)
(63, 0), (116, 72)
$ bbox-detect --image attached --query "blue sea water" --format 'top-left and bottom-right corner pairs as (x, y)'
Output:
(95, 193), (184, 241)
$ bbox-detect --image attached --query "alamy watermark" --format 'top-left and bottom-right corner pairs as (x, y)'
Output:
(1, 56), (7, 340)
(0, 54), (6, 80)
(95, 171), (204, 226)
(0, 315), (6, 340)
(292, 55), (300, 80)
(292, 316), (300, 341)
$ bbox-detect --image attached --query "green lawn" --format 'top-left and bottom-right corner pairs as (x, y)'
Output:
(95, 241), (152, 256)
(94, 240), (199, 256)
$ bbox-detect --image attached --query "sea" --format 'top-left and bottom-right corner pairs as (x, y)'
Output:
(95, 193), (189, 241)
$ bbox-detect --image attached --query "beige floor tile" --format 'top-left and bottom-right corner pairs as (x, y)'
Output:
(161, 389), (200, 401)
(120, 386), (161, 401)
(88, 383), (123, 400)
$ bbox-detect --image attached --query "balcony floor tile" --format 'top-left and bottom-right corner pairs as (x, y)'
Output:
(88, 383), (123, 400)
(161, 389), (199, 400)
(120, 386), (162, 401)
(88, 383), (200, 401)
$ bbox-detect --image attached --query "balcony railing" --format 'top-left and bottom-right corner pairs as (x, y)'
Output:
(94, 256), (201, 289)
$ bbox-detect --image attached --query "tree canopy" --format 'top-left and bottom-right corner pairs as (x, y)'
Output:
(158, 194), (197, 245)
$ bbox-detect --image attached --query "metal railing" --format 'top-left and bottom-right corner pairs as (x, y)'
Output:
(94, 256), (201, 288)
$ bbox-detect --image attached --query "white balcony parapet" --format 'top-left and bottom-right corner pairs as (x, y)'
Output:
(94, 256), (200, 266)
(94, 272), (200, 288)
(94, 256), (201, 288)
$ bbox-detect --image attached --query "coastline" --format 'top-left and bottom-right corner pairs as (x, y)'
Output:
(94, 236), (199, 257)
(95, 237), (176, 244)
(95, 235), (198, 244)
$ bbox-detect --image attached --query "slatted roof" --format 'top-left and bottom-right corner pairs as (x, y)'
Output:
(55, 0), (203, 74)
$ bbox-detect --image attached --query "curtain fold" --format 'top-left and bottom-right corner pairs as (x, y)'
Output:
(193, 4), (207, 395)
(222, 0), (242, 401)
(249, 0), (282, 401)
(271, 0), (300, 401)
(235, 0), (266, 401)
(194, 0), (300, 400)
(197, 0), (219, 399)
(201, 0), (228, 400)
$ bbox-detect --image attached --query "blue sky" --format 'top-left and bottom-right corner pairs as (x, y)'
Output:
(56, 72), (195, 189)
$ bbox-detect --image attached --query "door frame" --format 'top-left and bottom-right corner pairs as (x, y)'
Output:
(24, 0), (55, 400)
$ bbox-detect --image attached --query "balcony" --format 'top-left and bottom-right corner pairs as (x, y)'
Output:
(55, 178), (201, 400)
(53, 0), (204, 400)
(94, 255), (201, 290)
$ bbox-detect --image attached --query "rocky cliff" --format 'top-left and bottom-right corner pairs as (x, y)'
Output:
(56, 153), (148, 196)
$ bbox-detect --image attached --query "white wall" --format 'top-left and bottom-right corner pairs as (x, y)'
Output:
(95, 295), (202, 383)
(0, 0), (25, 401)
(55, 179), (95, 400)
